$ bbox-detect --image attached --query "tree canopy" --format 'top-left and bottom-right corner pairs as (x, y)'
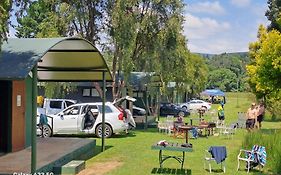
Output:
(11, 0), (209, 101)
(266, 0), (281, 31)
(200, 52), (250, 92)
(248, 25), (281, 96)
(0, 0), (11, 46)
(248, 25), (281, 119)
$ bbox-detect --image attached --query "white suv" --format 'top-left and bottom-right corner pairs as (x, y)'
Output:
(37, 102), (127, 138)
(180, 100), (211, 111)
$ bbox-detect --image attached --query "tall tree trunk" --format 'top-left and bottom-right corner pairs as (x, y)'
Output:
(93, 82), (103, 99)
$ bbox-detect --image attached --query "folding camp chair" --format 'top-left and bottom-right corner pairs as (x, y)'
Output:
(204, 146), (227, 173)
(237, 145), (266, 173)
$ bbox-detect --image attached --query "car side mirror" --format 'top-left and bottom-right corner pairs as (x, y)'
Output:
(59, 114), (64, 119)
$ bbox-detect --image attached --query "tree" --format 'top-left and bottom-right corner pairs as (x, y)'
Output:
(0, 0), (11, 46)
(265, 0), (281, 31)
(206, 68), (237, 92)
(106, 0), (199, 100)
(204, 52), (250, 92)
(248, 25), (281, 119)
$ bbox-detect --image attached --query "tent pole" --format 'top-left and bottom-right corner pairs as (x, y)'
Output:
(31, 65), (37, 173)
(101, 71), (106, 152)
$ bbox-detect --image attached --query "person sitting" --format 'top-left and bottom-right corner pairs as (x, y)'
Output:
(177, 115), (183, 123)
(84, 107), (97, 129)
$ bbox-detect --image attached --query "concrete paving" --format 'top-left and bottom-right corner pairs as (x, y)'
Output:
(0, 137), (95, 174)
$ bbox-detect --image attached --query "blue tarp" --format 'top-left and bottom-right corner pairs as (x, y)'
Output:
(201, 89), (225, 96)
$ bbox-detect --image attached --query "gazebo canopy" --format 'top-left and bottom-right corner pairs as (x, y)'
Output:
(0, 37), (112, 81)
(0, 37), (112, 172)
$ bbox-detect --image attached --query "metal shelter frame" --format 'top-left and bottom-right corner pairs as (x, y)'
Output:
(0, 37), (112, 173)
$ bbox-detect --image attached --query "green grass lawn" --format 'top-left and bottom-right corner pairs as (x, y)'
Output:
(80, 93), (281, 175)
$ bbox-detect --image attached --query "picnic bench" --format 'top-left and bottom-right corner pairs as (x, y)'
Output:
(151, 142), (193, 169)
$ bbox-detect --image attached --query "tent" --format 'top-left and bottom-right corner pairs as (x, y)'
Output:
(201, 89), (225, 96)
(200, 89), (226, 104)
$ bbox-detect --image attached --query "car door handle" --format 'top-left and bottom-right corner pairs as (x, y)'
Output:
(70, 117), (76, 119)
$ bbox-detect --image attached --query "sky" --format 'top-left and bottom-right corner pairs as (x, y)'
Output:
(183, 0), (269, 54)
(9, 0), (269, 54)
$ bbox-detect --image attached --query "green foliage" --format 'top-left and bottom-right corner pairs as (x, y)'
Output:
(202, 52), (250, 92)
(266, 92), (281, 121)
(248, 25), (281, 119)
(206, 68), (237, 91)
(40, 82), (77, 98)
(107, 1), (208, 99)
(16, 0), (78, 96)
(16, 0), (73, 38)
(0, 0), (11, 46)
(242, 130), (281, 174)
(265, 0), (281, 31)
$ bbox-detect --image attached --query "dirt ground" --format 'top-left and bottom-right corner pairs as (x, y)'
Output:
(78, 160), (123, 175)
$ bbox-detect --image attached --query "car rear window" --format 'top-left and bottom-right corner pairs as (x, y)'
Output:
(97, 105), (113, 113)
(49, 101), (62, 109)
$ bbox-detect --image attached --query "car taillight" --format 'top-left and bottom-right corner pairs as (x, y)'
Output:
(118, 112), (124, 120)
(117, 107), (124, 120)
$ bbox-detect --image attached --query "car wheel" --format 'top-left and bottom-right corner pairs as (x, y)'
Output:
(182, 106), (188, 110)
(95, 123), (113, 138)
(202, 106), (208, 111)
(178, 111), (185, 117)
(41, 125), (52, 138)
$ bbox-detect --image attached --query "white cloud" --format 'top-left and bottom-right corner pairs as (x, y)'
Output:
(183, 13), (230, 39)
(230, 0), (251, 8)
(187, 37), (249, 54)
(187, 1), (225, 15)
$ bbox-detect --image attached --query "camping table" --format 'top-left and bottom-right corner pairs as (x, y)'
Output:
(178, 125), (194, 143)
(151, 143), (193, 169)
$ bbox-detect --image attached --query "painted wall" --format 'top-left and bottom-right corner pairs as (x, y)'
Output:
(11, 81), (26, 152)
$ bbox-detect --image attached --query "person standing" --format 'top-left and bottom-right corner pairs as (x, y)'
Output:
(256, 102), (265, 129)
(217, 105), (225, 126)
(246, 103), (257, 132)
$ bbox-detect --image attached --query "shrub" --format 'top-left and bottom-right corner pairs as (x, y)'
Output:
(266, 96), (281, 121)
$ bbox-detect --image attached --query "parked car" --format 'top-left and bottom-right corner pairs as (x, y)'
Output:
(37, 102), (128, 138)
(180, 99), (212, 111)
(133, 105), (146, 116)
(112, 96), (136, 130)
(37, 98), (77, 116)
(160, 102), (190, 117)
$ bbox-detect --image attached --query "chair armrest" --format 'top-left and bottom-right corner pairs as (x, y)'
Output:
(239, 149), (252, 153)
(238, 149), (254, 160)
(205, 150), (212, 159)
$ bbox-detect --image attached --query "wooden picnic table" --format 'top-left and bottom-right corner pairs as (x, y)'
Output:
(151, 142), (193, 169)
(178, 125), (194, 143)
